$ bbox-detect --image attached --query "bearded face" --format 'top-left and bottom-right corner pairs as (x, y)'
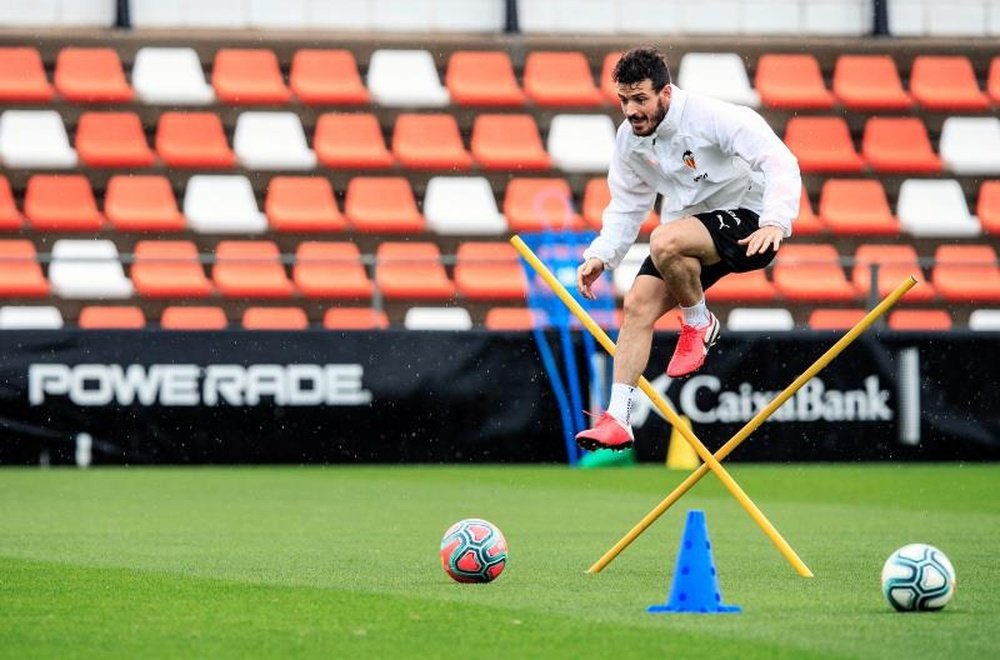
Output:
(616, 79), (669, 137)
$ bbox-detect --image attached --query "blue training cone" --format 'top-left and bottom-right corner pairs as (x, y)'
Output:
(648, 509), (741, 614)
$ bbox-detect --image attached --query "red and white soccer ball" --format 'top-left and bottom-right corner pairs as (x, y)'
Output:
(439, 518), (508, 583)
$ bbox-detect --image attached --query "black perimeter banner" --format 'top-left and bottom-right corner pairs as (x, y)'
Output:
(0, 329), (997, 464)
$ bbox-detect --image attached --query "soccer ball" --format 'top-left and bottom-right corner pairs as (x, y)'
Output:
(439, 518), (508, 583)
(880, 543), (956, 612)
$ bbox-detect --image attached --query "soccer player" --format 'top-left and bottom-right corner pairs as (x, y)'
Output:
(575, 46), (800, 451)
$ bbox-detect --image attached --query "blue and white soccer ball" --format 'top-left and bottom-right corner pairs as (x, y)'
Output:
(880, 543), (956, 612)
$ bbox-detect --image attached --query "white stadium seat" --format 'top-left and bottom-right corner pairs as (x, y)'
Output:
(367, 50), (450, 107)
(726, 307), (795, 331)
(404, 307), (473, 330)
(49, 240), (134, 300)
(233, 112), (317, 170)
(677, 53), (760, 107)
(939, 117), (1000, 175)
(0, 110), (77, 169)
(896, 179), (980, 237)
(183, 175), (268, 234)
(0, 306), (64, 329)
(547, 114), (617, 173)
(969, 309), (1000, 331)
(132, 47), (215, 105)
(423, 177), (507, 235)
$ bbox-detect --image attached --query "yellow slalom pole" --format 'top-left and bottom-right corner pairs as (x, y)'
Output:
(587, 275), (918, 574)
(511, 235), (813, 577)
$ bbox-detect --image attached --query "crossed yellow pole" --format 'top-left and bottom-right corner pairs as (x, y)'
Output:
(511, 234), (916, 577)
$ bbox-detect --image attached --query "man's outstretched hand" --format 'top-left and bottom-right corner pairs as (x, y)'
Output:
(738, 225), (785, 256)
(577, 257), (605, 301)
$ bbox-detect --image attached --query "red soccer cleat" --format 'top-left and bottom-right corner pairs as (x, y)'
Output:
(666, 313), (721, 378)
(575, 412), (634, 451)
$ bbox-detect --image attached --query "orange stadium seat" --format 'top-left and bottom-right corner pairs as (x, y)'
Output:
(446, 51), (525, 106)
(485, 307), (548, 330)
(832, 55), (912, 110)
(392, 114), (472, 170)
(909, 55), (990, 111)
(600, 51), (623, 105)
(471, 114), (550, 171)
(242, 307), (309, 330)
(160, 306), (228, 330)
(784, 117), (864, 173)
(265, 177), (345, 233)
(754, 54), (834, 109)
(314, 113), (394, 169)
(213, 241), (294, 298)
(852, 244), (934, 302)
(581, 178), (658, 234)
(212, 48), (291, 105)
(818, 179), (899, 235)
(104, 175), (185, 232)
(653, 307), (684, 331)
(290, 49), (368, 105)
(131, 240), (213, 298)
(156, 112), (235, 169)
(293, 241), (373, 299)
(989, 56), (1000, 105)
(773, 244), (859, 302)
(454, 242), (528, 300)
(705, 269), (777, 302)
(978, 181), (1000, 234)
(808, 309), (867, 330)
(931, 245), (1000, 303)
(0, 47), (53, 102)
(471, 114), (552, 171)
(344, 177), (424, 233)
(793, 186), (825, 236)
(323, 307), (389, 330)
(861, 117), (940, 173)
(523, 51), (603, 107)
(54, 47), (132, 102)
(504, 178), (584, 232)
(24, 175), (103, 231)
(888, 309), (952, 331)
(75, 112), (155, 168)
(78, 306), (146, 329)
(375, 242), (455, 300)
(0, 240), (48, 297)
(0, 176), (23, 230)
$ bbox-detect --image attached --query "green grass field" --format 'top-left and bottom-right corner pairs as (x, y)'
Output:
(1, 464), (997, 659)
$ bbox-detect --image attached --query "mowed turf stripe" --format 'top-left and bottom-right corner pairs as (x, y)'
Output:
(0, 557), (815, 660)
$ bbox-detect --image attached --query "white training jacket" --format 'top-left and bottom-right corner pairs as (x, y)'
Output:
(583, 85), (801, 270)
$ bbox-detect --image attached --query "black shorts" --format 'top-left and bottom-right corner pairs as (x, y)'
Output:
(636, 208), (775, 290)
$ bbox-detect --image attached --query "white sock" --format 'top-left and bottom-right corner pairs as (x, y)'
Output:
(681, 297), (710, 327)
(607, 383), (637, 425)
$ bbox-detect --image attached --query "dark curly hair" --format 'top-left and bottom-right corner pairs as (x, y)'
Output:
(611, 47), (671, 91)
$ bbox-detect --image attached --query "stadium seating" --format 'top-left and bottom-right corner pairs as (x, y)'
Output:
(504, 178), (583, 232)
(54, 48), (131, 102)
(677, 52), (759, 106)
(160, 306), (228, 330)
(938, 117), (1000, 175)
(78, 306), (146, 329)
(183, 175), (267, 234)
(392, 114), (472, 170)
(0, 47), (53, 102)
(323, 307), (389, 330)
(471, 114), (550, 171)
(707, 269), (778, 302)
(808, 309), (867, 330)
(234, 112), (317, 170)
(132, 47), (215, 105)
(909, 55), (990, 111)
(367, 49), (449, 107)
(968, 309), (1000, 330)
(290, 49), (368, 105)
(404, 307), (473, 330)
(0, 305), (63, 329)
(726, 308), (795, 331)
(582, 178), (658, 234)
(48, 239), (134, 299)
(754, 54), (834, 109)
(990, 56), (1000, 104)
(242, 307), (309, 330)
(0, 110), (77, 168)
(75, 112), (155, 168)
(888, 309), (952, 331)
(978, 181), (1000, 234)
(131, 240), (214, 299)
(818, 179), (899, 235)
(156, 112), (236, 169)
(772, 244), (859, 302)
(0, 240), (48, 297)
(832, 55), (912, 110)
(24, 175), (102, 231)
(344, 177), (425, 233)
(212, 241), (294, 298)
(852, 244), (935, 302)
(104, 175), (186, 232)
(212, 49), (291, 105)
(523, 51), (603, 107)
(292, 241), (373, 299)
(896, 179), (980, 237)
(0, 177), (22, 229)
(547, 114), (616, 172)
(445, 51), (525, 106)
(375, 242), (455, 300)
(265, 177), (346, 233)
(453, 242), (527, 300)
(484, 307), (548, 330)
(784, 117), (864, 173)
(931, 245), (1000, 303)
(314, 113), (394, 169)
(861, 117), (941, 173)
(422, 177), (506, 235)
